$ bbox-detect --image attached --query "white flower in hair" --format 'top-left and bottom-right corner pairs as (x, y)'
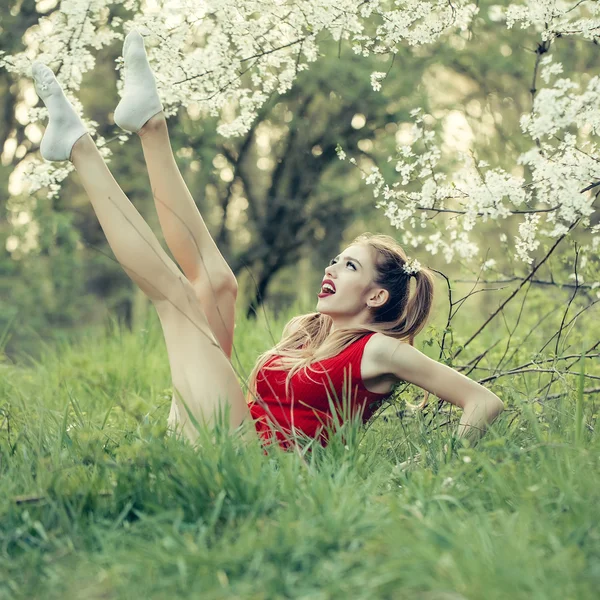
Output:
(402, 257), (422, 275)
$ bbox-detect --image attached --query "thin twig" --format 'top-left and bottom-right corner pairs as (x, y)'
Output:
(453, 218), (580, 359)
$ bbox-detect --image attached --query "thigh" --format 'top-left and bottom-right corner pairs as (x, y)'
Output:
(191, 279), (237, 360)
(153, 283), (249, 442)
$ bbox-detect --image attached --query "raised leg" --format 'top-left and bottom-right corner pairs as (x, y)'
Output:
(138, 114), (238, 359)
(114, 30), (237, 359)
(70, 134), (250, 440)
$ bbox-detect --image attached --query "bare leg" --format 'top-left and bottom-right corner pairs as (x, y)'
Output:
(70, 133), (250, 441)
(113, 30), (237, 358)
(30, 58), (250, 443)
(138, 113), (237, 358)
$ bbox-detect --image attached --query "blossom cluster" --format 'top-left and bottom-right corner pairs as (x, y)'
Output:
(1, 0), (599, 297)
(335, 1), (600, 294)
(345, 89), (598, 268)
(0, 0), (477, 199)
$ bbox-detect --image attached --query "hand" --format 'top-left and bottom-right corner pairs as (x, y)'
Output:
(396, 453), (422, 471)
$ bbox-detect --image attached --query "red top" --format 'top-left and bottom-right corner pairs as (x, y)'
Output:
(248, 332), (392, 450)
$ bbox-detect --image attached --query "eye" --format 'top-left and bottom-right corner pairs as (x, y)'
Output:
(329, 258), (357, 270)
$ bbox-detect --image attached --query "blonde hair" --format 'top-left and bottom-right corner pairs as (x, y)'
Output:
(246, 233), (435, 412)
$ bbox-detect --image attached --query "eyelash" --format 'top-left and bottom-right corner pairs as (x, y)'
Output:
(330, 259), (356, 270)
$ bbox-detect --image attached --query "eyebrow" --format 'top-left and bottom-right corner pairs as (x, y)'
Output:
(334, 255), (363, 267)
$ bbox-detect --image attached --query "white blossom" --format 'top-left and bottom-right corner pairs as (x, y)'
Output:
(1, 0), (479, 196)
(348, 1), (599, 270)
(402, 257), (422, 275)
(515, 213), (541, 264)
(1, 0), (598, 280)
(370, 71), (387, 92)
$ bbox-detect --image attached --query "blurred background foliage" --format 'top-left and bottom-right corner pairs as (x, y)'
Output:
(1, 0), (598, 360)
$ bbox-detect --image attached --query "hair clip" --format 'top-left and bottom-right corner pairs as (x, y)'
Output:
(402, 257), (422, 275)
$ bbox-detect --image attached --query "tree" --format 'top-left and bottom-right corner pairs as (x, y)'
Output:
(1, 0), (599, 415)
(2, 0), (598, 284)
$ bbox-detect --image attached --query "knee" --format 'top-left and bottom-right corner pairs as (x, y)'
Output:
(211, 268), (238, 296)
(192, 271), (238, 299)
(224, 275), (238, 298)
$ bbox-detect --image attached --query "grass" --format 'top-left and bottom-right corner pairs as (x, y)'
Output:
(0, 299), (598, 599)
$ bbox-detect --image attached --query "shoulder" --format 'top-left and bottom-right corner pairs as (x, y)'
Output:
(363, 332), (438, 381)
(362, 332), (412, 379)
(364, 331), (408, 358)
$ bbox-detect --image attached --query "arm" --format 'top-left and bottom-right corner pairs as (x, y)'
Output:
(456, 395), (504, 444)
(372, 334), (504, 443)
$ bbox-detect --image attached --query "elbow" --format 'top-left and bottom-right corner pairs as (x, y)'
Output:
(486, 393), (504, 419)
(467, 391), (504, 419)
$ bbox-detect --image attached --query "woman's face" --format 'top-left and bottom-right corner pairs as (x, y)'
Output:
(316, 243), (389, 328)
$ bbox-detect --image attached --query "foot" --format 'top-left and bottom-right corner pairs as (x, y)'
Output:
(114, 30), (163, 133)
(31, 62), (88, 162)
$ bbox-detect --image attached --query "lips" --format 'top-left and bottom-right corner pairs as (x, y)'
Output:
(318, 278), (336, 298)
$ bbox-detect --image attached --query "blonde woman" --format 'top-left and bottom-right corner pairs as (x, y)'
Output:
(30, 31), (504, 452)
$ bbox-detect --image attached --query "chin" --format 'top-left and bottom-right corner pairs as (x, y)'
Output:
(315, 302), (341, 318)
(315, 300), (331, 316)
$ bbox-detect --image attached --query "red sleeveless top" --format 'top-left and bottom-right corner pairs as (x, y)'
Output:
(248, 332), (392, 450)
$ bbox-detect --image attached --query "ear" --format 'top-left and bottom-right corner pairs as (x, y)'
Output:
(368, 288), (389, 308)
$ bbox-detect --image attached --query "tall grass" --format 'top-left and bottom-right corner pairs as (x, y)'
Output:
(0, 300), (598, 599)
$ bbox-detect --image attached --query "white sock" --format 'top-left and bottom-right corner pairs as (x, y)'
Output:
(32, 62), (88, 162)
(114, 30), (163, 133)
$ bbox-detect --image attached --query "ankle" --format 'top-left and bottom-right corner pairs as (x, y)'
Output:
(138, 112), (166, 138)
(69, 132), (93, 163)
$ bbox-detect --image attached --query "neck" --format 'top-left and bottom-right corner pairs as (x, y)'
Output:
(329, 312), (372, 333)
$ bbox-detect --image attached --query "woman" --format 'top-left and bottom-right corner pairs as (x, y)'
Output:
(30, 31), (504, 452)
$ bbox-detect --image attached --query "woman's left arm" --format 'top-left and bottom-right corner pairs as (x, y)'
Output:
(373, 335), (505, 443)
